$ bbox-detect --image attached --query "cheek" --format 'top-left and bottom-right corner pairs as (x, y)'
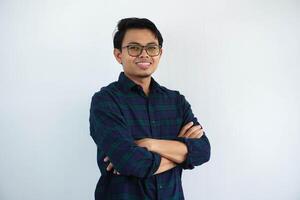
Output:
(152, 58), (160, 66)
(123, 57), (135, 65)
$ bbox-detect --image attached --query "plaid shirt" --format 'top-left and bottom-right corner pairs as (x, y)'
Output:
(89, 72), (211, 200)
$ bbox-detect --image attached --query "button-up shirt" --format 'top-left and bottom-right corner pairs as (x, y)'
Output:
(89, 72), (211, 200)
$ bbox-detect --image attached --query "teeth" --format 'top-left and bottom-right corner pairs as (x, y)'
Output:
(136, 62), (151, 68)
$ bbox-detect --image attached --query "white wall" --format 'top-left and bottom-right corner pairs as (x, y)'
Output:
(1, 0), (299, 199)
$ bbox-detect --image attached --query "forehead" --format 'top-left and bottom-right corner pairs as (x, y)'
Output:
(122, 28), (159, 45)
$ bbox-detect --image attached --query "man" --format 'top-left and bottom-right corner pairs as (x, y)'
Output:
(89, 17), (211, 200)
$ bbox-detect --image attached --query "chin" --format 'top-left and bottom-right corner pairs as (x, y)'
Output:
(125, 68), (155, 79)
(136, 72), (152, 78)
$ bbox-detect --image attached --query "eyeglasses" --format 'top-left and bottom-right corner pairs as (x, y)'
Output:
(121, 44), (161, 57)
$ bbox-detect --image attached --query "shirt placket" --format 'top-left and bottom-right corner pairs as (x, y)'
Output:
(146, 94), (164, 200)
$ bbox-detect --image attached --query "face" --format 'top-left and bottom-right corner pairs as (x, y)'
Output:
(113, 28), (163, 80)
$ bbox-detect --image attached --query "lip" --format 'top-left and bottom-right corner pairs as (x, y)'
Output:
(135, 61), (152, 69)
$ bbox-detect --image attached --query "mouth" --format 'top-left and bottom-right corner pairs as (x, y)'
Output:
(135, 62), (152, 69)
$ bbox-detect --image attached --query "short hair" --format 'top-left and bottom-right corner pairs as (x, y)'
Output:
(113, 17), (163, 51)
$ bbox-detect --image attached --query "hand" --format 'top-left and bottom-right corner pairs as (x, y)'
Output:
(103, 156), (120, 175)
(134, 138), (154, 151)
(178, 121), (204, 138)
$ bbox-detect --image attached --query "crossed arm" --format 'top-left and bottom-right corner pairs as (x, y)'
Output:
(105, 121), (205, 175)
(91, 91), (210, 178)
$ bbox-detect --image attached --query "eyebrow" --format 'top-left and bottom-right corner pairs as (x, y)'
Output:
(127, 42), (159, 46)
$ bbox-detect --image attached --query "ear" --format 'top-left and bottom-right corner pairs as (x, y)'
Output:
(113, 48), (122, 64)
(159, 48), (163, 57)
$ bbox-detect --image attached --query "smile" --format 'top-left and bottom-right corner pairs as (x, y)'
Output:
(136, 62), (152, 69)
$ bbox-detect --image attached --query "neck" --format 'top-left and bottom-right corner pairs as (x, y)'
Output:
(124, 72), (151, 96)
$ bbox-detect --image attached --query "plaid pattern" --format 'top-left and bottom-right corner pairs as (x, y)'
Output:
(89, 72), (210, 200)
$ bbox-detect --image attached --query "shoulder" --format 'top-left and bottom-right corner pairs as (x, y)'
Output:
(158, 85), (187, 103)
(91, 81), (121, 104)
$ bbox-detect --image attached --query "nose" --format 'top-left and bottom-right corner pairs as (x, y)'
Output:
(139, 48), (149, 58)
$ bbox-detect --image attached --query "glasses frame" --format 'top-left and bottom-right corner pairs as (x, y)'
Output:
(121, 44), (162, 57)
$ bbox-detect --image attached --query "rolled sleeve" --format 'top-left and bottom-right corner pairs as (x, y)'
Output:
(175, 93), (211, 169)
(174, 135), (210, 169)
(89, 90), (161, 178)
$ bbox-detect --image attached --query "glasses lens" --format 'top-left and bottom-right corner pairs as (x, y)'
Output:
(127, 45), (160, 56)
(146, 45), (160, 56)
(128, 45), (142, 56)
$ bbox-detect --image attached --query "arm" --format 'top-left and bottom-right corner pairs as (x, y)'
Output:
(135, 122), (204, 165)
(89, 90), (161, 178)
(174, 93), (211, 169)
(136, 139), (188, 164)
(105, 154), (177, 175)
(136, 94), (211, 170)
(154, 157), (177, 175)
(151, 140), (188, 163)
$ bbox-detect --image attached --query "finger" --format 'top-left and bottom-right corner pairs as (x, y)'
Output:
(178, 121), (194, 137)
(186, 129), (201, 138)
(184, 125), (201, 137)
(188, 130), (200, 138)
(113, 169), (120, 175)
(178, 121), (194, 136)
(189, 129), (204, 138)
(183, 125), (202, 138)
(196, 131), (204, 138)
(104, 156), (109, 162)
(106, 162), (114, 171)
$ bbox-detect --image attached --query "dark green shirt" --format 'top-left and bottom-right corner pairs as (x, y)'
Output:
(89, 72), (210, 200)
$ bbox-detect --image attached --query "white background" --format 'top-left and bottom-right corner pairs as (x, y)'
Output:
(1, 0), (299, 199)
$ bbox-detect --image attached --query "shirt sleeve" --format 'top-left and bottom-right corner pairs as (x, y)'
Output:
(174, 92), (211, 170)
(89, 90), (161, 178)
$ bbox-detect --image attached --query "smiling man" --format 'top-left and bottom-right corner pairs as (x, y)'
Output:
(89, 17), (211, 200)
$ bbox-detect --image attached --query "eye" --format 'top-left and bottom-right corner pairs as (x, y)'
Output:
(129, 45), (141, 51)
(147, 45), (159, 51)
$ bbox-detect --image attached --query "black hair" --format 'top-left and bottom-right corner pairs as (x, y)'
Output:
(113, 17), (163, 51)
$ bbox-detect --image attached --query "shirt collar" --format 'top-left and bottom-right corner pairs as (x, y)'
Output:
(118, 71), (163, 94)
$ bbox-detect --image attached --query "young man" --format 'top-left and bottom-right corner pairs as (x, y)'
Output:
(89, 17), (211, 200)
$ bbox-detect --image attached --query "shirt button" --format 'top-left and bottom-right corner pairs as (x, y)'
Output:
(151, 120), (156, 124)
(159, 185), (163, 189)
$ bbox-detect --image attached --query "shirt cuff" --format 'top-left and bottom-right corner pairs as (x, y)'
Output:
(148, 149), (162, 177)
(173, 137), (195, 169)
